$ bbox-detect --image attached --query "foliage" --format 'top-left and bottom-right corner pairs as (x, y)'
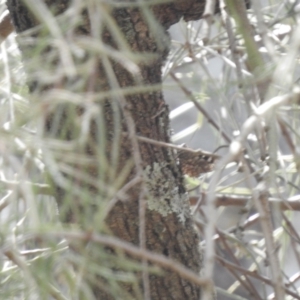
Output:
(1, 0), (300, 299)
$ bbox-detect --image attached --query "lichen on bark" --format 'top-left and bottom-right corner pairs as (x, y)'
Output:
(145, 162), (190, 223)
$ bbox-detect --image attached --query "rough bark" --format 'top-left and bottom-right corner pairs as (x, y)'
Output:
(6, 0), (210, 299)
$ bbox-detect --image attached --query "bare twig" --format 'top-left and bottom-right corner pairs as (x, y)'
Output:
(170, 72), (232, 143)
(134, 133), (220, 158)
(0, 179), (52, 195)
(216, 256), (300, 300)
(200, 0), (216, 44)
(19, 230), (212, 288)
(189, 193), (300, 211)
(202, 88), (300, 299)
(249, 180), (285, 299)
(101, 54), (151, 300)
(217, 231), (263, 299)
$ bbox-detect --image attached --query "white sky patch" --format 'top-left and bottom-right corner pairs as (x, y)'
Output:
(169, 102), (194, 119)
(247, 133), (257, 142)
(221, 106), (227, 119)
(233, 130), (240, 137)
(230, 141), (242, 156)
(272, 24), (291, 37)
(171, 123), (198, 142)
(175, 72), (183, 78)
(183, 57), (192, 63)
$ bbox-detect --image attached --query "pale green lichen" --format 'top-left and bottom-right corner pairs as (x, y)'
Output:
(144, 162), (189, 223)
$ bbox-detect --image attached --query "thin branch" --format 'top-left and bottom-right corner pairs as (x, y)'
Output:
(134, 133), (220, 158)
(200, 0), (216, 44)
(216, 256), (300, 300)
(217, 231), (262, 299)
(170, 71), (232, 143)
(0, 179), (52, 195)
(202, 88), (300, 299)
(19, 230), (212, 288)
(101, 53), (151, 299)
(189, 193), (300, 211)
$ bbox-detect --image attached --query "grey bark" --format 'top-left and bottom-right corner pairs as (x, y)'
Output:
(6, 0), (211, 299)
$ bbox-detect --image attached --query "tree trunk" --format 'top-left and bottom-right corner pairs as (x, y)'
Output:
(6, 0), (209, 299)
